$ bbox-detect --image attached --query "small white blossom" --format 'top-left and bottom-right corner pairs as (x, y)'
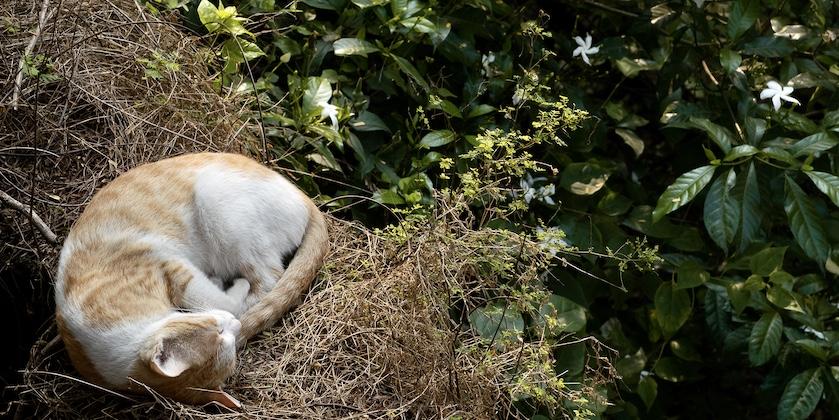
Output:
(519, 173), (557, 205)
(318, 101), (339, 130)
(802, 326), (826, 340)
(572, 33), (600, 65)
(760, 80), (801, 111)
(512, 88), (524, 105)
(539, 184), (556, 205)
(481, 52), (496, 76)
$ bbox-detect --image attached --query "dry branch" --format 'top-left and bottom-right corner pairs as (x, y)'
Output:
(0, 189), (58, 244)
(11, 0), (52, 110)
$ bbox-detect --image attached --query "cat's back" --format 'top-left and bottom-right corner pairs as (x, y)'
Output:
(56, 152), (299, 309)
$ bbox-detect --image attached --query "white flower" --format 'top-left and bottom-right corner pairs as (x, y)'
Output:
(318, 101), (339, 130)
(802, 326), (826, 340)
(760, 80), (801, 111)
(538, 184), (556, 205)
(512, 88), (524, 105)
(572, 33), (600, 65)
(519, 173), (556, 205)
(692, 0), (705, 7)
(481, 52), (496, 76)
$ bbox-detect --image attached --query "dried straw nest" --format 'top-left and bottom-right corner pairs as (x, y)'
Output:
(15, 210), (608, 419)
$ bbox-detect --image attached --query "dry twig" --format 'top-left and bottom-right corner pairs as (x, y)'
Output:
(0, 189), (58, 243)
(11, 0), (52, 110)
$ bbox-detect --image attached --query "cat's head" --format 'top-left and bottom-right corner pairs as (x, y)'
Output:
(132, 310), (242, 408)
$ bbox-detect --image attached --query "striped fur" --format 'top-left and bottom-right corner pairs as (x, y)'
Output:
(55, 153), (329, 407)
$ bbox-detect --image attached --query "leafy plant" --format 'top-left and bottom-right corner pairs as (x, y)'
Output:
(151, 0), (839, 417)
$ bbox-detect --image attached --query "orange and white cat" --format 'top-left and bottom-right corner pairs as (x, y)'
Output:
(54, 153), (328, 407)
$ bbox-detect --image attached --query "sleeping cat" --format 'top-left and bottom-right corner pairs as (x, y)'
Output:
(54, 153), (328, 408)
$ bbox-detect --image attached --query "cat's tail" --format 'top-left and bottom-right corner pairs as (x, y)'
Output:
(236, 199), (329, 341)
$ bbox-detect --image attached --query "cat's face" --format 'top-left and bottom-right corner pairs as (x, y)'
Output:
(133, 310), (242, 408)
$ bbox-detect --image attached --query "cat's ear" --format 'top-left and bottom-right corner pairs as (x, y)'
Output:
(149, 339), (190, 377)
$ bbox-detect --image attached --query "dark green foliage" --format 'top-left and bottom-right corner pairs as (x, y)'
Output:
(153, 0), (839, 417)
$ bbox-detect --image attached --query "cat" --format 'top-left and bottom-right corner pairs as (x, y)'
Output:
(54, 152), (329, 408)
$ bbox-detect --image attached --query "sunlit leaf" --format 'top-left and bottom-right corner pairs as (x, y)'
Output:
(333, 38), (379, 57)
(652, 165), (716, 222)
(805, 171), (839, 207)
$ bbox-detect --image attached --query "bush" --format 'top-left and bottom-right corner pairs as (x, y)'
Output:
(127, 0), (839, 418)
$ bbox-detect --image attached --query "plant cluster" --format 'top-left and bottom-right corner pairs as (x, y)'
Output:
(146, 0), (838, 418)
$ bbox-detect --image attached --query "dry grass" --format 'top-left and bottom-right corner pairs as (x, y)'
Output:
(14, 209), (612, 419)
(1, 1), (612, 418)
(0, 0), (258, 270)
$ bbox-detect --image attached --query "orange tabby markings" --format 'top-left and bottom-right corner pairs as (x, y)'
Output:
(55, 153), (328, 408)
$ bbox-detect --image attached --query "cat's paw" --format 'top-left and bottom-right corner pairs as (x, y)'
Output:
(227, 278), (251, 314)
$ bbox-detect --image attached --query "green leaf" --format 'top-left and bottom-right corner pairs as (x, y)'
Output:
(761, 146), (798, 165)
(778, 369), (823, 420)
(301, 0), (346, 10)
(784, 176), (830, 263)
(824, 367), (839, 420)
(744, 117), (767, 145)
(742, 36), (795, 57)
(654, 282), (691, 336)
(766, 286), (804, 313)
(748, 311), (783, 366)
(689, 117), (734, 153)
(555, 341), (586, 378)
(390, 54), (430, 92)
(302, 77), (332, 115)
(789, 132), (839, 157)
(615, 348), (646, 385)
(220, 39), (265, 73)
(676, 263), (709, 289)
(705, 288), (732, 342)
(615, 128), (645, 157)
(333, 38), (379, 57)
(724, 144), (759, 161)
(720, 49), (742, 73)
(653, 357), (700, 382)
(350, 110), (390, 132)
(535, 294), (587, 335)
(560, 162), (611, 195)
(749, 247), (787, 276)
(372, 188), (405, 205)
(350, 0), (387, 7)
(598, 190), (633, 216)
(727, 0), (760, 40)
(652, 165), (717, 222)
(469, 303), (524, 341)
(197, 0), (249, 36)
(794, 339), (828, 362)
(704, 170), (740, 253)
(805, 171), (839, 207)
(637, 376), (658, 410)
(434, 99), (462, 118)
(399, 16), (436, 33)
(670, 339), (702, 362)
(735, 163), (761, 251)
(419, 129), (456, 148)
(466, 104), (495, 119)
